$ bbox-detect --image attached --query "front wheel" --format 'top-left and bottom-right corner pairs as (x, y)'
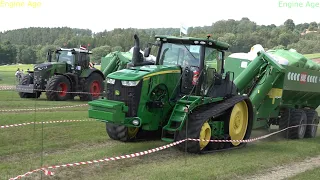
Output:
(106, 123), (139, 142)
(45, 75), (71, 101)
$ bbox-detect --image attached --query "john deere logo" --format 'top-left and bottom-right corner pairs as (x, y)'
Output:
(115, 90), (120, 96)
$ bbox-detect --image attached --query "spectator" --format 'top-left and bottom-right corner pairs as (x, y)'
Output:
(15, 68), (22, 82)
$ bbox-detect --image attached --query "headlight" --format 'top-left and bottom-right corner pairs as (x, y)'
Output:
(106, 78), (115, 84)
(121, 80), (140, 86)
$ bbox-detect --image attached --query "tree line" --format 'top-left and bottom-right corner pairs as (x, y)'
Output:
(0, 18), (319, 64)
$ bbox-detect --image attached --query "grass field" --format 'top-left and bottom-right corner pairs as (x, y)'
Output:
(0, 63), (320, 180)
(304, 53), (320, 59)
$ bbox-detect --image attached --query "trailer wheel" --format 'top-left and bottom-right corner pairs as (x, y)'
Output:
(303, 109), (319, 138)
(287, 109), (307, 139)
(18, 75), (41, 98)
(278, 108), (291, 138)
(45, 75), (71, 101)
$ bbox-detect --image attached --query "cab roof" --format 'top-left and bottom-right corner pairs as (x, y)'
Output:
(155, 35), (230, 51)
(57, 48), (92, 54)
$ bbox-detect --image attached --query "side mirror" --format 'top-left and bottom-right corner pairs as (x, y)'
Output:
(144, 47), (151, 57)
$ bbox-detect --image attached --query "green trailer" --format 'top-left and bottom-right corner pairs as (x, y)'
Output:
(88, 35), (320, 154)
(225, 50), (320, 136)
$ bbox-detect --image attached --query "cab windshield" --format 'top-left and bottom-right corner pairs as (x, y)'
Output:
(158, 42), (220, 69)
(56, 51), (74, 65)
(159, 43), (200, 67)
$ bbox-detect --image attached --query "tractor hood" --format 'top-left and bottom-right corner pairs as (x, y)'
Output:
(107, 65), (181, 81)
(34, 62), (66, 70)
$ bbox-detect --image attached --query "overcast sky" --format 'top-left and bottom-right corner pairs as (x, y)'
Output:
(0, 0), (319, 33)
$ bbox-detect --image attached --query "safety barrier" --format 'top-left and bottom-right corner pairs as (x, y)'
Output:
(0, 104), (88, 112)
(9, 124), (319, 180)
(0, 86), (103, 96)
(0, 119), (94, 129)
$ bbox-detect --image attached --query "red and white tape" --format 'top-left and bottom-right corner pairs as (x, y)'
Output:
(0, 104), (88, 112)
(0, 119), (94, 129)
(0, 85), (15, 90)
(9, 124), (319, 180)
(0, 86), (102, 95)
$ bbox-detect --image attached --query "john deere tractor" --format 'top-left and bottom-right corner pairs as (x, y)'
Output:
(88, 34), (320, 153)
(16, 48), (105, 101)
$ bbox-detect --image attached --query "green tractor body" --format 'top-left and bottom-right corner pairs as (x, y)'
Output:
(16, 48), (105, 101)
(88, 35), (320, 153)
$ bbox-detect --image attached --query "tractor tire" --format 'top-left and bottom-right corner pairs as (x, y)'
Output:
(45, 75), (71, 101)
(18, 75), (41, 98)
(79, 73), (104, 101)
(278, 108), (291, 138)
(105, 123), (139, 142)
(303, 109), (319, 138)
(287, 109), (307, 139)
(106, 123), (120, 140)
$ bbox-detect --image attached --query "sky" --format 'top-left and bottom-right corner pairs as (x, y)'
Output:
(0, 0), (319, 33)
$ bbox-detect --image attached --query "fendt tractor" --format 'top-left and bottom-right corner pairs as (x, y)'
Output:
(16, 47), (105, 101)
(88, 34), (320, 154)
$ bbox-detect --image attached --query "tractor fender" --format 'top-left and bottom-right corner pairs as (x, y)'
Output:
(80, 68), (105, 80)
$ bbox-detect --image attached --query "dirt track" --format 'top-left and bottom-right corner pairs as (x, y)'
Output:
(243, 155), (320, 180)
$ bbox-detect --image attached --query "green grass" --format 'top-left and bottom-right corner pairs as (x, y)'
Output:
(304, 53), (320, 59)
(288, 167), (320, 180)
(1, 63), (320, 180)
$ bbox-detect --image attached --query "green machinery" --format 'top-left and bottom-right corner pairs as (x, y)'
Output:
(16, 48), (105, 101)
(88, 34), (320, 153)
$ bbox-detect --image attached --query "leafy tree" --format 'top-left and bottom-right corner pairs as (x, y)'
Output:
(284, 19), (295, 31)
(308, 22), (318, 31)
(91, 45), (112, 63)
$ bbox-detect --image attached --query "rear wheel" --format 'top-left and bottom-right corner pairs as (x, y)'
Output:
(80, 73), (104, 101)
(303, 109), (319, 138)
(45, 75), (71, 101)
(18, 74), (41, 98)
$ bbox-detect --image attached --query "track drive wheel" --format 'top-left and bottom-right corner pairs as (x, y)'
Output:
(45, 75), (71, 101)
(18, 75), (41, 98)
(287, 109), (307, 139)
(228, 100), (249, 146)
(80, 72), (104, 101)
(303, 109), (319, 138)
(105, 123), (139, 142)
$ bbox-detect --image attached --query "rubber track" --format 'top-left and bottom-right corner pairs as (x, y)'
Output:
(177, 95), (252, 154)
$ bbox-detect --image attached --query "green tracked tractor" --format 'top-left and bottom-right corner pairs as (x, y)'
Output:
(88, 34), (320, 154)
(16, 48), (105, 101)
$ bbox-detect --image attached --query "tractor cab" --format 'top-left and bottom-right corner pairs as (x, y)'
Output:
(49, 48), (92, 74)
(144, 35), (231, 97)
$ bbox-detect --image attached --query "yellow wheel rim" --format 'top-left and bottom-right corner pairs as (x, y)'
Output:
(199, 122), (211, 150)
(229, 101), (248, 146)
(127, 127), (139, 139)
